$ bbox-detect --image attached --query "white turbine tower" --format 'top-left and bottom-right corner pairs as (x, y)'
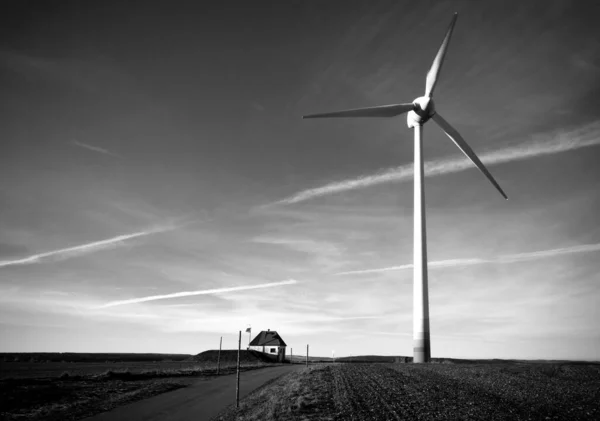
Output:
(303, 13), (507, 363)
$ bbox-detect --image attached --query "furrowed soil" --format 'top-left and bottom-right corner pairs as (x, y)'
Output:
(213, 362), (600, 420)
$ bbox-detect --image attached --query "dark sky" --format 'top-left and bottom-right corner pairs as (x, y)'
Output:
(1, 0), (599, 360)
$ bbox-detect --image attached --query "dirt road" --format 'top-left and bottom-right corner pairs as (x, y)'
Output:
(83, 364), (304, 421)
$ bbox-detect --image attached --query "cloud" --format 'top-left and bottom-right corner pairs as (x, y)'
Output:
(0, 224), (178, 269)
(268, 120), (600, 205)
(252, 236), (342, 255)
(96, 279), (299, 308)
(71, 140), (121, 158)
(251, 101), (265, 112)
(0, 49), (133, 93)
(280, 315), (384, 324)
(498, 243), (600, 263)
(0, 243), (30, 258)
(371, 331), (412, 337)
(336, 243), (600, 275)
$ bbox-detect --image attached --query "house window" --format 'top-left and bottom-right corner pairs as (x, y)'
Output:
(270, 348), (276, 353)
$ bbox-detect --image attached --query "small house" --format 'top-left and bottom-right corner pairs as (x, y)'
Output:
(249, 329), (287, 362)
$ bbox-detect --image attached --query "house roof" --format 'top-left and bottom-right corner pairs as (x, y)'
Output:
(249, 330), (287, 347)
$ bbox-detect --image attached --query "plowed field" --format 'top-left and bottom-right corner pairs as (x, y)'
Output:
(214, 362), (600, 420)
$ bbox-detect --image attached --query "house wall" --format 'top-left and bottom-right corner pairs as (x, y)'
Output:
(249, 345), (284, 355)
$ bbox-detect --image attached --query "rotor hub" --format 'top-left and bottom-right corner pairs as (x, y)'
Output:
(407, 96), (436, 128)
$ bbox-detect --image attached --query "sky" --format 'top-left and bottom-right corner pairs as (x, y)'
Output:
(1, 0), (599, 361)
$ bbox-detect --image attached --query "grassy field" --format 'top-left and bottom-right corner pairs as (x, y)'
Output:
(0, 352), (191, 363)
(0, 361), (275, 421)
(2, 375), (189, 421)
(1, 360), (219, 379)
(213, 361), (600, 420)
(0, 349), (280, 380)
(5, 355), (599, 420)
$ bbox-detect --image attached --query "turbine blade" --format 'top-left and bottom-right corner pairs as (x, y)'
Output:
(425, 13), (458, 97)
(432, 113), (508, 199)
(303, 103), (414, 119)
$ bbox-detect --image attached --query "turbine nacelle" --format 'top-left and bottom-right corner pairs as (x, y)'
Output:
(407, 96), (435, 128)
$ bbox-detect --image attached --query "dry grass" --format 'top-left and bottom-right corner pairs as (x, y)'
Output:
(213, 362), (600, 420)
(213, 365), (335, 421)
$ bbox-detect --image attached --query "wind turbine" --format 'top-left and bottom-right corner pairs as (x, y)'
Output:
(303, 13), (507, 363)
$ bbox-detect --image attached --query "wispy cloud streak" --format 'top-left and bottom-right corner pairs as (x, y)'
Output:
(284, 315), (384, 323)
(71, 140), (121, 158)
(271, 121), (600, 205)
(97, 279), (298, 308)
(498, 243), (600, 263)
(336, 243), (600, 275)
(0, 50), (132, 93)
(0, 225), (177, 268)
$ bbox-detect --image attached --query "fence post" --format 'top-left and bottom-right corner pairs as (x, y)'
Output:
(306, 344), (309, 367)
(217, 336), (222, 375)
(236, 331), (241, 408)
(290, 348), (293, 364)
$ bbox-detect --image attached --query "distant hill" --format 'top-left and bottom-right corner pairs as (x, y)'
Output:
(191, 350), (345, 364)
(191, 349), (280, 364)
(336, 355), (408, 363)
(288, 354), (333, 363)
(335, 356), (600, 365)
(0, 353), (192, 363)
(5, 352), (595, 365)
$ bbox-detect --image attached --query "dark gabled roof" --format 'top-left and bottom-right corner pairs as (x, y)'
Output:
(249, 330), (287, 347)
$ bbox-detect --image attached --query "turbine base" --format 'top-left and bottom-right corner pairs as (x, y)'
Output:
(413, 334), (431, 363)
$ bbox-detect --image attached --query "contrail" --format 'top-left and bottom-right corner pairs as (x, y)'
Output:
(336, 243), (600, 275)
(498, 243), (600, 263)
(269, 120), (600, 206)
(72, 140), (121, 158)
(336, 258), (485, 275)
(372, 331), (412, 336)
(97, 279), (298, 308)
(0, 225), (177, 268)
(337, 263), (414, 275)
